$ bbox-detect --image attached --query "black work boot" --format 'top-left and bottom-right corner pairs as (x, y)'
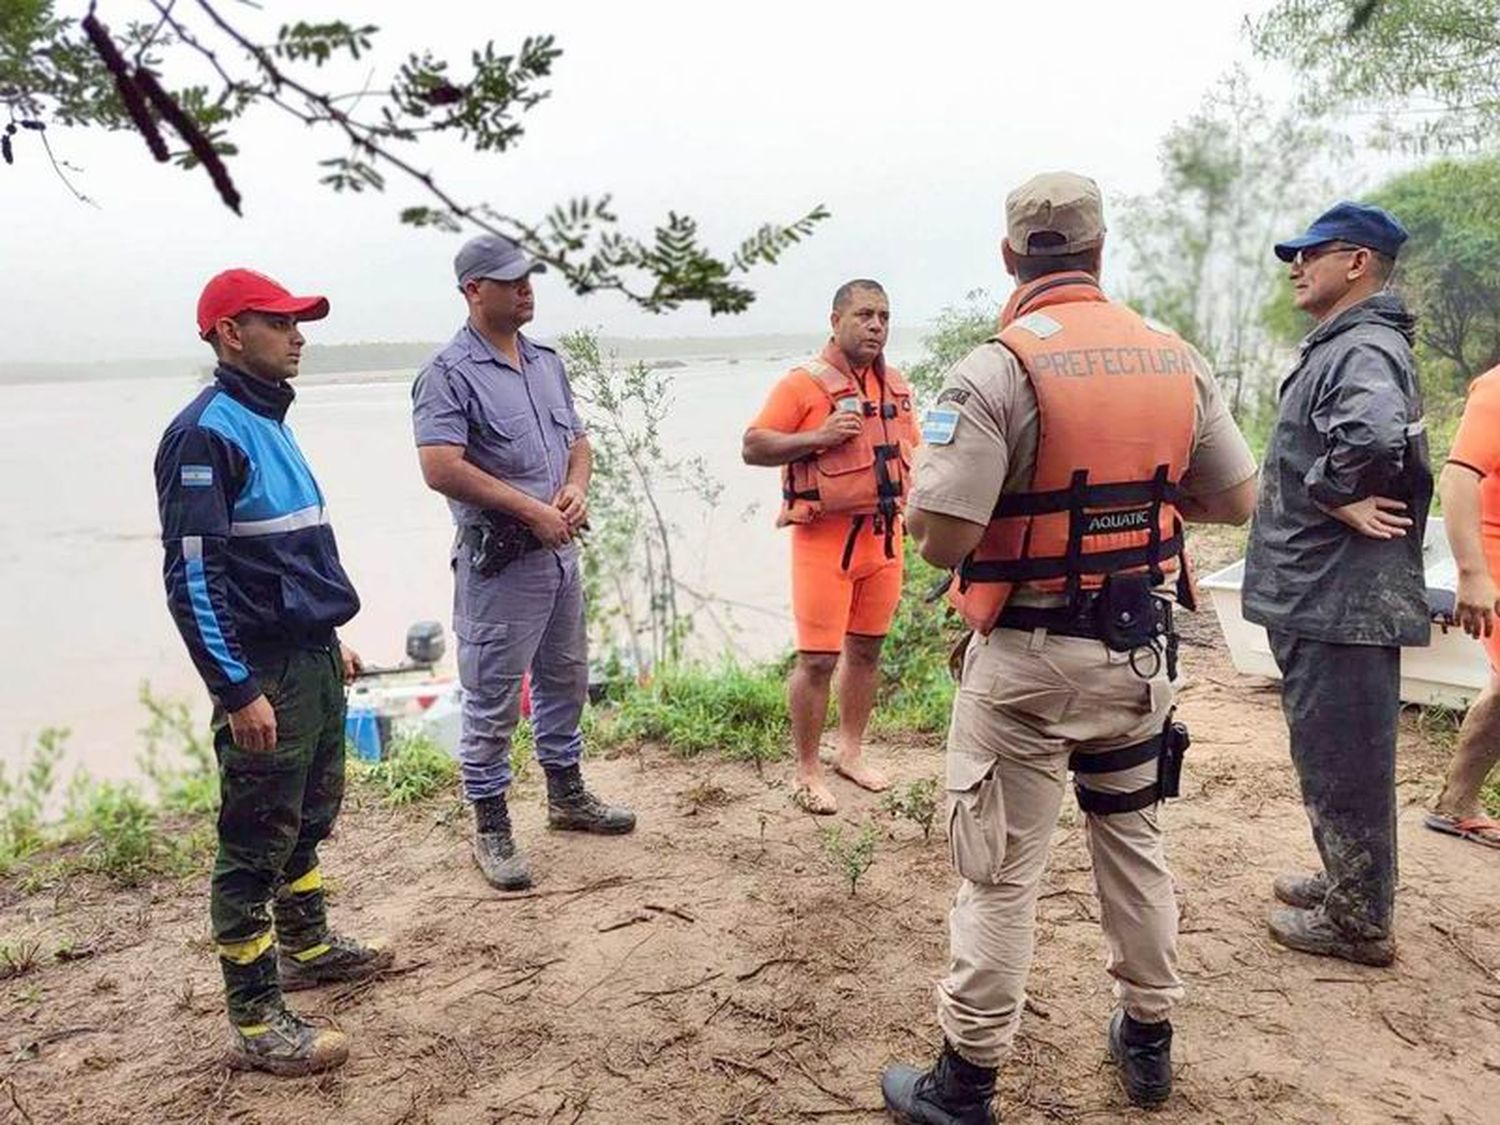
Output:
(226, 1006), (349, 1077)
(545, 764), (636, 835)
(1108, 1010), (1173, 1108)
(1272, 870), (1328, 910)
(881, 1041), (998, 1124)
(1268, 905), (1394, 967)
(280, 933), (395, 991)
(472, 795), (533, 891)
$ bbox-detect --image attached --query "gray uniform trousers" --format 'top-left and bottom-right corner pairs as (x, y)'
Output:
(453, 544), (588, 801)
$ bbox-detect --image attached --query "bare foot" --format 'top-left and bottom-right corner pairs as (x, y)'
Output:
(833, 754), (889, 793)
(793, 768), (838, 815)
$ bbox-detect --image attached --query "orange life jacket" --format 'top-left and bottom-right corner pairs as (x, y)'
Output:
(949, 273), (1198, 634)
(779, 345), (919, 537)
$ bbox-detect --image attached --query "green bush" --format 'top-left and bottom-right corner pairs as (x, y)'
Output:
(68, 780), (186, 886)
(0, 728), (66, 872)
(358, 730), (458, 805)
(593, 663), (789, 765)
(880, 777), (941, 842)
(819, 822), (879, 896)
(873, 539), (958, 737)
(137, 682), (219, 816)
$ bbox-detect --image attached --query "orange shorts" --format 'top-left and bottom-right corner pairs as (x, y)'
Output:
(790, 516), (904, 653)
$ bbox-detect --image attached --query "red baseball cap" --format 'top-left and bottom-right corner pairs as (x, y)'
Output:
(196, 268), (330, 339)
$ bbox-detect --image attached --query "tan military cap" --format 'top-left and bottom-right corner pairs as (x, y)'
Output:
(1005, 171), (1106, 255)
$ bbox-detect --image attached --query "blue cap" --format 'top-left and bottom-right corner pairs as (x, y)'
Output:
(1274, 201), (1409, 262)
(454, 234), (547, 286)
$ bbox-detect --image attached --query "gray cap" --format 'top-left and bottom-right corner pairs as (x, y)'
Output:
(454, 234), (547, 286)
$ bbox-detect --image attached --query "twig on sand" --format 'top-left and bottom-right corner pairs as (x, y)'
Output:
(566, 930), (659, 1008)
(19, 1025), (104, 1049)
(1379, 1010), (1422, 1048)
(735, 956), (808, 983)
(6, 1081), (35, 1125)
(1430, 921), (1500, 982)
(780, 1051), (853, 1106)
(470, 958), (565, 999)
(598, 912), (653, 933)
(434, 874), (634, 903)
(791, 1104), (887, 1118)
(328, 960), (430, 1006)
(643, 902), (697, 923)
(712, 1054), (778, 1084)
(1024, 997), (1051, 1020)
(625, 971), (723, 1008)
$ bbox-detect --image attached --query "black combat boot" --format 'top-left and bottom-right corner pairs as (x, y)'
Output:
(1108, 1010), (1173, 1107)
(881, 1041), (998, 1124)
(1272, 870), (1328, 910)
(472, 795), (532, 891)
(1268, 905), (1394, 966)
(544, 764), (636, 835)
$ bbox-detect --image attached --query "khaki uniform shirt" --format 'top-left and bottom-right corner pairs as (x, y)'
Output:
(911, 339), (1258, 603)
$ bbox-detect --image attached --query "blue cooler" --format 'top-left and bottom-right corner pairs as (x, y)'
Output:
(345, 706), (382, 762)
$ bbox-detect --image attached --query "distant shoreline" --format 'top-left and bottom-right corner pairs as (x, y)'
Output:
(0, 329), (929, 387)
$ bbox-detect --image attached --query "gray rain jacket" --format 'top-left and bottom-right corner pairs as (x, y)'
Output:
(1242, 293), (1432, 647)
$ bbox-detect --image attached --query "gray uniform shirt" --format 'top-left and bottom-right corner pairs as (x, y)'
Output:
(1242, 294), (1432, 647)
(411, 325), (585, 528)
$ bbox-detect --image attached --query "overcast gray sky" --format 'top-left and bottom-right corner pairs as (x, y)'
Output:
(3, 0), (1287, 362)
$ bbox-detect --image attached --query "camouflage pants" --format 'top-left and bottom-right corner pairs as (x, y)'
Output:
(211, 646), (346, 1024)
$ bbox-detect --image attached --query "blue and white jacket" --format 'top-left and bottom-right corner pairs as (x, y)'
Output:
(154, 363), (360, 710)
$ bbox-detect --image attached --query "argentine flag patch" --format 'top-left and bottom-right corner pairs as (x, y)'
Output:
(922, 407), (959, 445)
(181, 464), (214, 487)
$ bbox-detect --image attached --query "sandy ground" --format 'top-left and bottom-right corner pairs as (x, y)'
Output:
(3, 615), (1500, 1124)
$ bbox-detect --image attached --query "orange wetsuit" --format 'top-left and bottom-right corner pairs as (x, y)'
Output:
(749, 360), (911, 652)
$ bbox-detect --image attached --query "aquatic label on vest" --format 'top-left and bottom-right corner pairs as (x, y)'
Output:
(1084, 507), (1152, 535)
(836, 395), (861, 414)
(921, 408), (959, 445)
(180, 464), (214, 487)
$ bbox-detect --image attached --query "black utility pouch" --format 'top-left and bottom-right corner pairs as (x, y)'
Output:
(1159, 720), (1190, 799)
(468, 515), (537, 577)
(1095, 572), (1166, 652)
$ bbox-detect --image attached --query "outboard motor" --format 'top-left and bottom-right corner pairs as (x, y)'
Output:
(405, 621), (446, 667)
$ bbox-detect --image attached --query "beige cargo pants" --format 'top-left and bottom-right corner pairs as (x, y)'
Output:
(937, 625), (1184, 1067)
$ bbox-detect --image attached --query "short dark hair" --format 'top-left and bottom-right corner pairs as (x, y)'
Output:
(832, 278), (886, 313)
(1012, 232), (1102, 282)
(1367, 249), (1397, 284)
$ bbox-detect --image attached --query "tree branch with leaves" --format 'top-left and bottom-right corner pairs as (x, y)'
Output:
(1, 1), (827, 313)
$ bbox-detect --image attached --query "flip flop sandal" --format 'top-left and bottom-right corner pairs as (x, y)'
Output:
(792, 785), (838, 816)
(1424, 812), (1500, 850)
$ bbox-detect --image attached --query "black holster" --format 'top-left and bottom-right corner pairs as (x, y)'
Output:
(462, 513), (541, 577)
(1069, 712), (1191, 814)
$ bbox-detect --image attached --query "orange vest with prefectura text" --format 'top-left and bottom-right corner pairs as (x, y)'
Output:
(949, 273), (1198, 634)
(779, 346), (919, 527)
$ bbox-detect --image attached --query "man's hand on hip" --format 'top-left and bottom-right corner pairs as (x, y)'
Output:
(554, 483), (588, 529)
(228, 694), (278, 751)
(1455, 567), (1500, 639)
(1321, 495), (1412, 539)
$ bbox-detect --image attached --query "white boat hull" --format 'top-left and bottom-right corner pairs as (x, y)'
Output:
(1200, 518), (1490, 710)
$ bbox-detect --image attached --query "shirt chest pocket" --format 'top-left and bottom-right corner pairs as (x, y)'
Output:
(478, 410), (543, 476)
(549, 405), (577, 448)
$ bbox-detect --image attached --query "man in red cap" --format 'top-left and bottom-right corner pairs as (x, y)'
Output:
(155, 268), (390, 1076)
